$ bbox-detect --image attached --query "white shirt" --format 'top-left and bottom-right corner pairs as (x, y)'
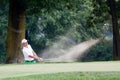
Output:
(22, 44), (34, 61)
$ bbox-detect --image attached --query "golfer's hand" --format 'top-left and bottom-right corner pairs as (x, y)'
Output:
(38, 57), (43, 62)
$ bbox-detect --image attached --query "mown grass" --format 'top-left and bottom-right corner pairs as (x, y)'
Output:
(2, 71), (120, 80)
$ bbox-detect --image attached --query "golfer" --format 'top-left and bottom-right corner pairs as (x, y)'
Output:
(21, 39), (43, 64)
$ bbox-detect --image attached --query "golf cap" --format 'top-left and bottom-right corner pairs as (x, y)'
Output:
(21, 39), (27, 43)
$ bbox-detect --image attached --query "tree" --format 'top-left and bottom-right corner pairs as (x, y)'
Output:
(107, 0), (120, 60)
(87, 0), (120, 60)
(6, 0), (26, 63)
(6, 0), (89, 63)
(5, 0), (118, 63)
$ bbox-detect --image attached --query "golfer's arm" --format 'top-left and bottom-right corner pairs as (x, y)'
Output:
(32, 51), (39, 57)
(28, 55), (38, 59)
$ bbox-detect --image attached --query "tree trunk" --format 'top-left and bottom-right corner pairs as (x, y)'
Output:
(6, 0), (26, 63)
(107, 0), (120, 60)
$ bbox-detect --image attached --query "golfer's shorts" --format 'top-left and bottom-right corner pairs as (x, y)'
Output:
(24, 60), (36, 64)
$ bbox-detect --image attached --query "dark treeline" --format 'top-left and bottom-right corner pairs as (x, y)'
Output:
(0, 0), (120, 63)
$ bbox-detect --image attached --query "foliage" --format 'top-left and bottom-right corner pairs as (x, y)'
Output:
(0, 2), (8, 63)
(81, 39), (113, 62)
(26, 0), (97, 53)
(0, 0), (116, 63)
(2, 72), (120, 80)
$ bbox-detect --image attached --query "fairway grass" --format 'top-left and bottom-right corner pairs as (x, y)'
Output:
(2, 72), (120, 80)
(0, 61), (120, 79)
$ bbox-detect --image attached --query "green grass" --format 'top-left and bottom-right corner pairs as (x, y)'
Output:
(1, 61), (120, 80)
(1, 72), (120, 80)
